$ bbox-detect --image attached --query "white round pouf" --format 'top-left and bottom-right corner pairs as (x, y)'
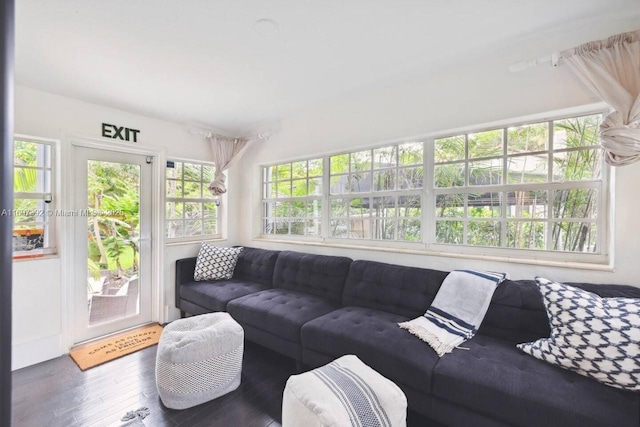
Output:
(282, 355), (407, 427)
(156, 312), (244, 410)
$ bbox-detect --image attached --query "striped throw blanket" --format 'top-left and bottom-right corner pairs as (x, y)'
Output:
(399, 269), (507, 357)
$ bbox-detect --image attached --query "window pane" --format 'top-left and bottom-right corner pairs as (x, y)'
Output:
(468, 192), (501, 218)
(507, 122), (548, 154)
(348, 172), (371, 193)
(203, 203), (218, 219)
(292, 179), (308, 196)
(278, 163), (292, 180)
(184, 202), (202, 219)
(183, 163), (201, 181)
(553, 189), (598, 219)
(276, 201), (291, 218)
(374, 146), (397, 169)
(306, 219), (321, 236)
(398, 167), (423, 189)
(292, 161), (307, 179)
(166, 202), (183, 219)
(203, 165), (215, 183)
(435, 136), (465, 162)
(553, 149), (601, 182)
(554, 114), (601, 149)
(330, 175), (348, 195)
(184, 219), (203, 237)
(373, 169), (395, 191)
(308, 177), (322, 196)
(399, 142), (423, 166)
(166, 179), (183, 198)
(330, 154), (349, 175)
(371, 196), (395, 218)
(436, 194), (464, 218)
(307, 199), (322, 218)
(507, 221), (547, 250)
(166, 162), (182, 179)
(276, 181), (292, 197)
(373, 218), (395, 240)
(308, 159), (323, 177)
(507, 154), (548, 184)
(398, 196), (421, 217)
(469, 159), (502, 185)
(398, 219), (421, 242)
(13, 198), (38, 224)
(468, 221), (501, 246)
(435, 163), (465, 188)
(166, 220), (183, 238)
(506, 191), (548, 219)
(330, 219), (348, 238)
(183, 181), (201, 199)
(203, 219), (217, 235)
(436, 220), (463, 244)
(14, 141), (51, 168)
(331, 198), (348, 218)
(349, 218), (371, 239)
(551, 222), (597, 252)
(350, 150), (372, 172)
(290, 219), (305, 235)
(469, 129), (502, 159)
(349, 198), (370, 217)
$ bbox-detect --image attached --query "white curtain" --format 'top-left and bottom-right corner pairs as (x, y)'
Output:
(561, 29), (640, 166)
(206, 134), (267, 196)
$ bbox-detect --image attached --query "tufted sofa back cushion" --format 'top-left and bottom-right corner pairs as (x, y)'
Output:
(233, 247), (280, 287)
(272, 251), (353, 303)
(480, 279), (640, 344)
(342, 260), (449, 318)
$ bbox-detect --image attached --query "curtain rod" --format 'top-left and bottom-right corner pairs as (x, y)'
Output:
(509, 52), (559, 72)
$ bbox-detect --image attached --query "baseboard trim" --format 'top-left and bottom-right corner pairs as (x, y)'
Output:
(12, 334), (63, 370)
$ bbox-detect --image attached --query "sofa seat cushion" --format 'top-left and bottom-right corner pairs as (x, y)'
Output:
(180, 279), (269, 312)
(432, 334), (640, 427)
(301, 306), (439, 394)
(227, 289), (339, 343)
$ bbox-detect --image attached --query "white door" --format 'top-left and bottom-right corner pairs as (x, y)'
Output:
(73, 147), (153, 343)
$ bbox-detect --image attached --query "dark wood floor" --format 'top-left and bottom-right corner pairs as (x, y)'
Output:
(12, 342), (436, 427)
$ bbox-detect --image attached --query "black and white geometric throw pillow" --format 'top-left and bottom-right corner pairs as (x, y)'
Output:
(517, 277), (640, 391)
(194, 244), (243, 281)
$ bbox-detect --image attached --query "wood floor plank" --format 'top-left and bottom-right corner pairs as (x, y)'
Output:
(13, 341), (434, 427)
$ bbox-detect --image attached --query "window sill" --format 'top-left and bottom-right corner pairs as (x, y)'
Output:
(13, 253), (59, 262)
(165, 237), (227, 247)
(252, 236), (613, 272)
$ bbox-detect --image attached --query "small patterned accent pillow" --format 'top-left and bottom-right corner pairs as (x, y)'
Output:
(194, 244), (243, 281)
(517, 277), (640, 391)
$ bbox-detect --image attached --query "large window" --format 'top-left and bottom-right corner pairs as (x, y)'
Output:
(329, 143), (423, 241)
(13, 138), (56, 258)
(434, 113), (603, 253)
(262, 159), (323, 236)
(165, 160), (220, 240)
(259, 110), (608, 262)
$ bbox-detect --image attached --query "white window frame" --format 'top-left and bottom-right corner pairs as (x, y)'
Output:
(165, 158), (222, 243)
(258, 105), (611, 265)
(429, 111), (608, 263)
(12, 135), (58, 258)
(262, 158), (323, 238)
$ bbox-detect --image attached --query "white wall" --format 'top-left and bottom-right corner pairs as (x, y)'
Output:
(232, 23), (640, 288)
(12, 86), (221, 369)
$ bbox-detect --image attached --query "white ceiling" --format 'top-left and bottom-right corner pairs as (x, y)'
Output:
(16, 0), (640, 134)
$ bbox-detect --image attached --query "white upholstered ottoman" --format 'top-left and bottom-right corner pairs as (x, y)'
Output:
(282, 355), (407, 427)
(155, 312), (244, 409)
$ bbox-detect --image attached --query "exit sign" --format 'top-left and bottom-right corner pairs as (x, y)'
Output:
(102, 123), (140, 142)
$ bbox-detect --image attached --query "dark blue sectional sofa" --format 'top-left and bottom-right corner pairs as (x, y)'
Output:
(175, 247), (640, 427)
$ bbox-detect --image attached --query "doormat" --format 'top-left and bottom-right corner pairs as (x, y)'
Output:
(70, 323), (163, 371)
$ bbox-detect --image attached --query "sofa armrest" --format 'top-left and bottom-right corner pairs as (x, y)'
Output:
(175, 257), (197, 308)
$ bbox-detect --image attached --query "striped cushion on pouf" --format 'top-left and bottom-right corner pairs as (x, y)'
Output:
(282, 355), (407, 427)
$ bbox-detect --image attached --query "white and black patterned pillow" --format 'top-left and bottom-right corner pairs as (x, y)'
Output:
(517, 277), (640, 391)
(194, 244), (243, 281)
